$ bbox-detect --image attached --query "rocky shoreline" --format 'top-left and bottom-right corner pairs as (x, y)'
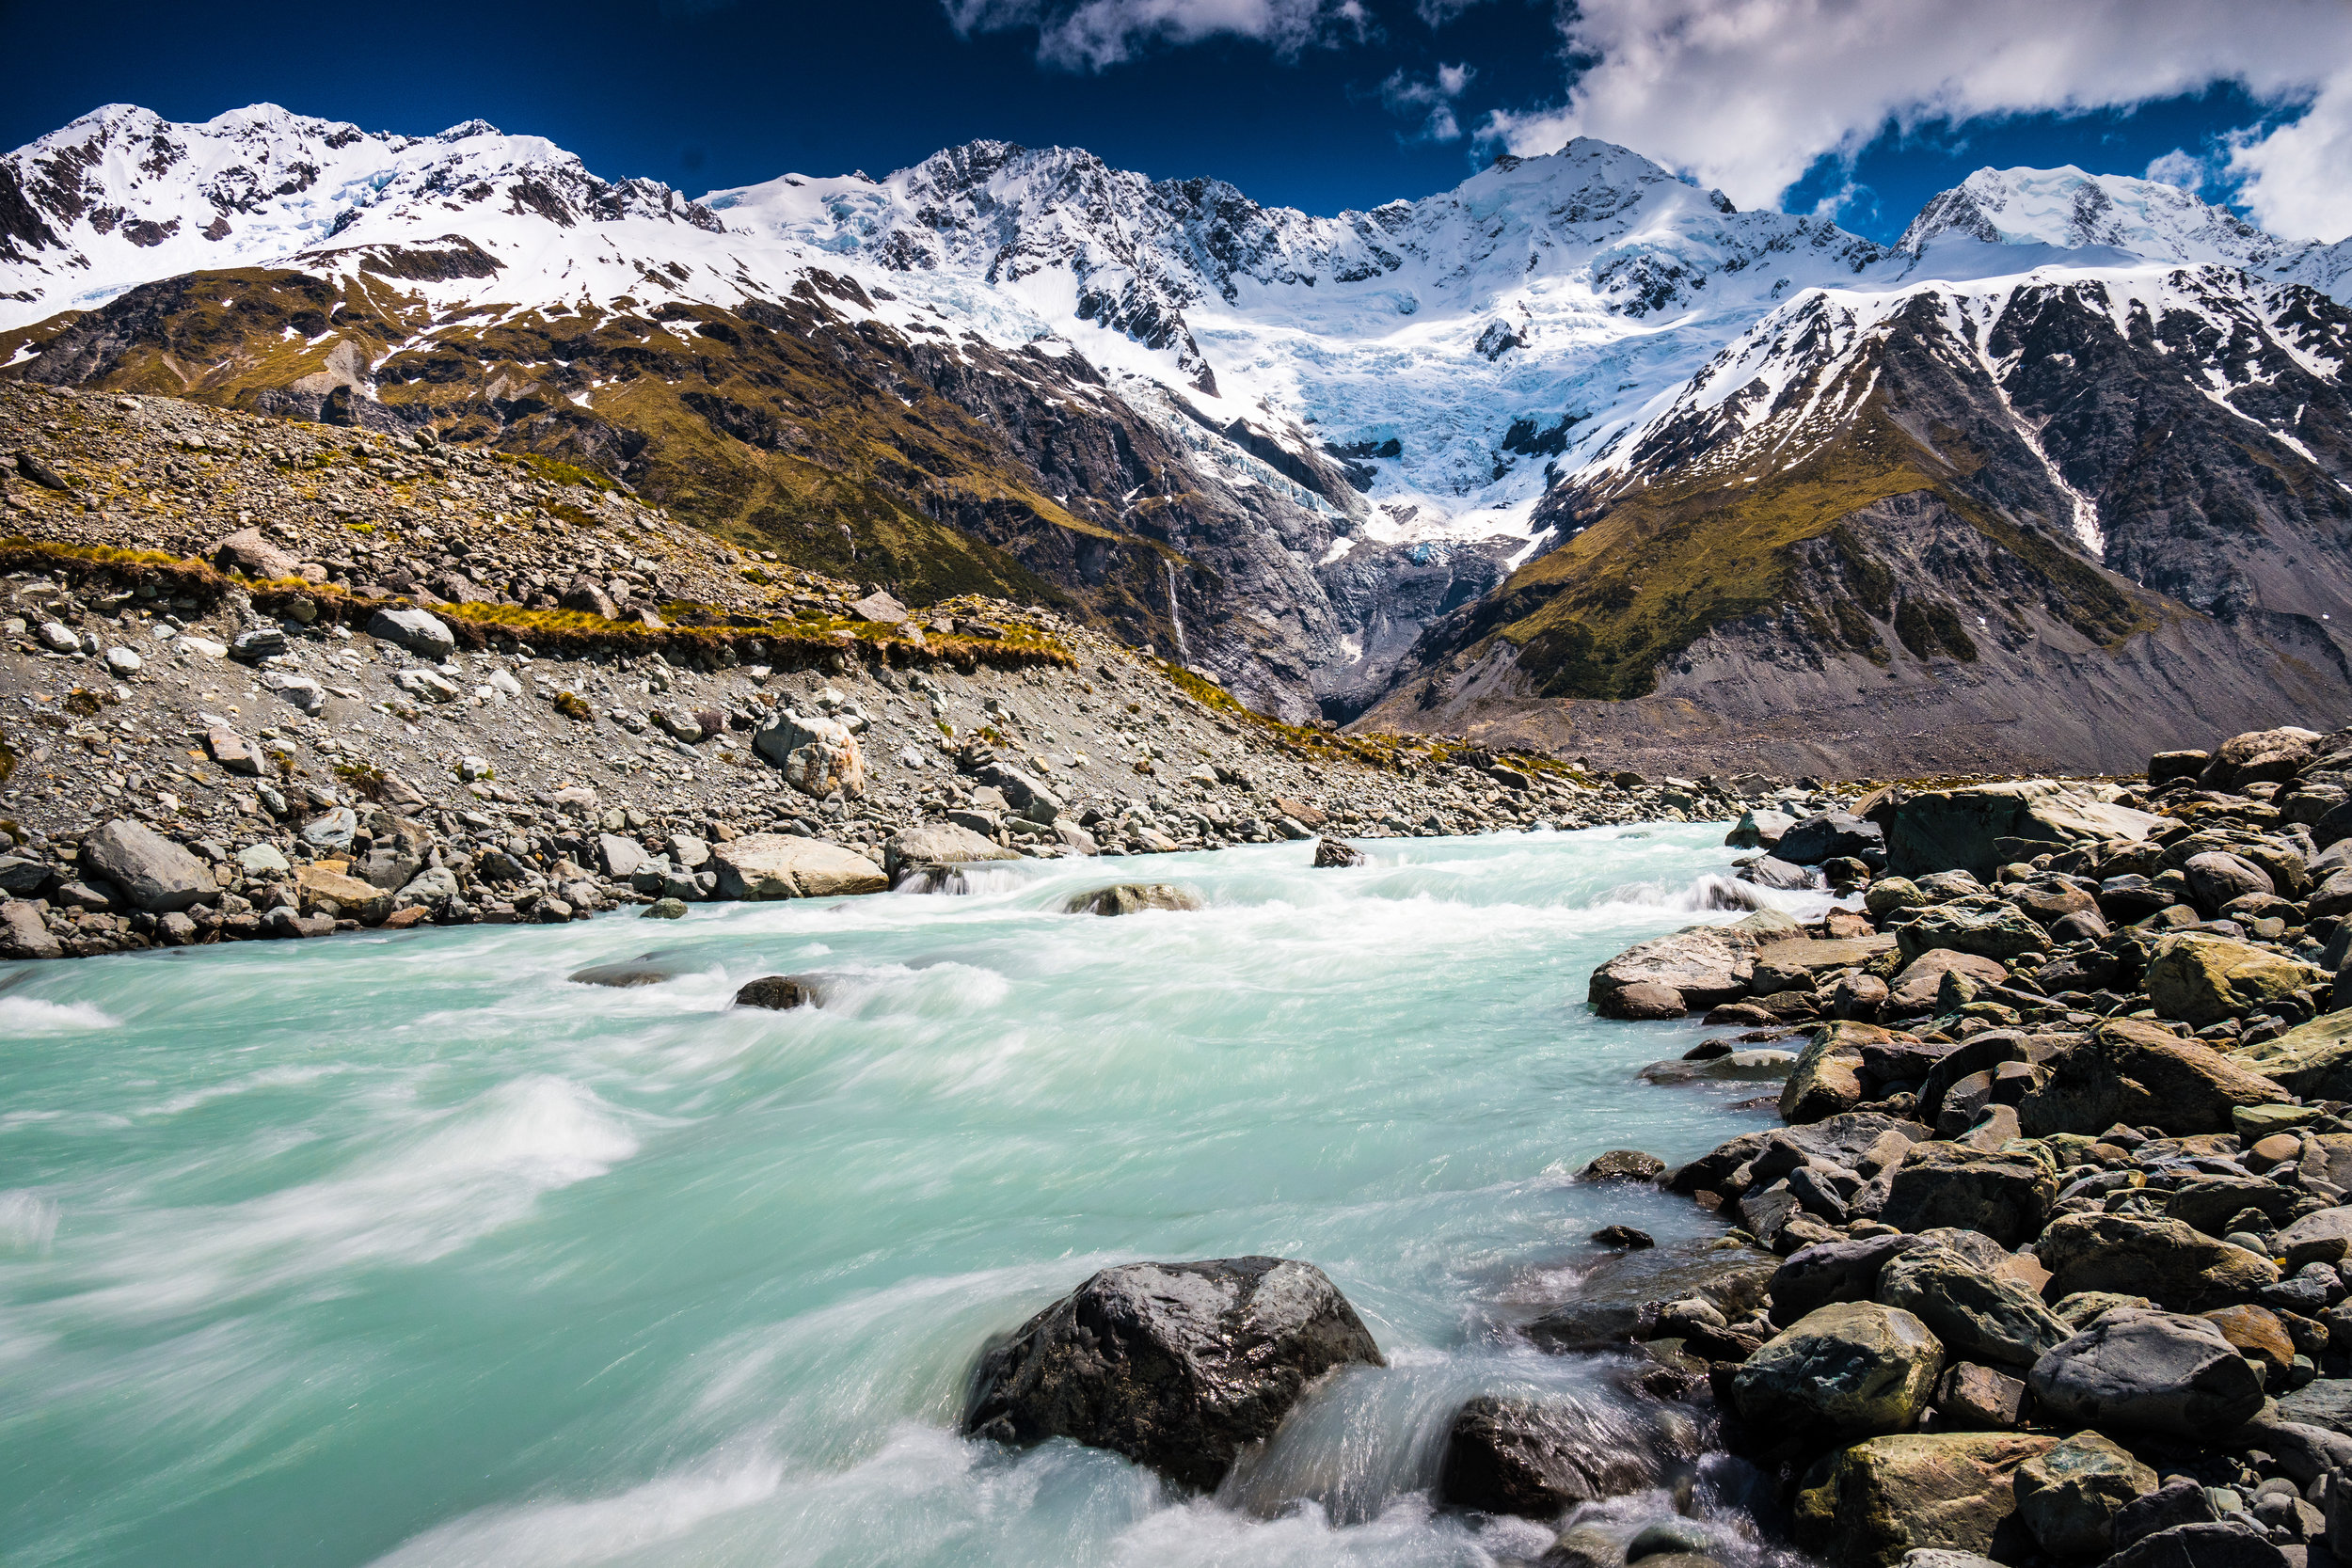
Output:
(916, 721), (2352, 1568)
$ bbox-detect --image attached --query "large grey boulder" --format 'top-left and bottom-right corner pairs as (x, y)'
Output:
(882, 822), (1020, 879)
(1894, 905), (2047, 964)
(2026, 1309), (2267, 1438)
(1877, 782), (2164, 879)
(81, 817), (211, 912)
(1876, 1246), (2071, 1370)
(365, 606), (455, 658)
(0, 902), (61, 959)
(753, 711), (866, 800)
(1729, 1302), (1944, 1438)
(2038, 1212), (2278, 1311)
(708, 834), (886, 899)
(1588, 911), (1797, 1018)
(2184, 852), (2276, 916)
(1879, 1143), (2057, 1248)
(2015, 1020), (2288, 1137)
(2229, 1008), (2352, 1101)
(1726, 809), (1795, 850)
(974, 759), (1064, 824)
(1770, 1234), (1933, 1325)
(2106, 1521), (2288, 1568)
(1776, 812), (1884, 866)
(596, 834), (650, 879)
(1888, 950), (2010, 1015)
(214, 526), (302, 579)
(961, 1256), (1383, 1490)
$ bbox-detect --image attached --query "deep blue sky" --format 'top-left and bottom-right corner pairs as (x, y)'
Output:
(0, 0), (2281, 243)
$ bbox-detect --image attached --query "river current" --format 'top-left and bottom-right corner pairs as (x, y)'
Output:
(0, 824), (1836, 1568)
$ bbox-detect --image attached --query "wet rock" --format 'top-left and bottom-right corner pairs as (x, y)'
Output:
(2039, 1213), (2279, 1312)
(961, 1256), (1384, 1491)
(1438, 1393), (1684, 1516)
(2145, 934), (2326, 1030)
(2012, 1431), (2158, 1560)
(733, 974), (818, 1009)
(364, 606), (455, 658)
(1730, 1302), (1945, 1438)
(2016, 1020), (2289, 1137)
(1880, 1143), (2058, 1249)
(81, 816), (211, 912)
(1794, 1431), (2059, 1568)
(1592, 1225), (1654, 1249)
(1877, 1246), (2072, 1370)
(1311, 836), (1365, 868)
(566, 960), (676, 988)
(1581, 1149), (1667, 1183)
(1880, 782), (2164, 880)
(1777, 812), (1885, 867)
(2026, 1309), (2268, 1437)
(1064, 883), (1202, 915)
(882, 823), (1020, 879)
(1611, 982), (1691, 1020)
(1737, 855), (1817, 891)
(709, 834), (886, 899)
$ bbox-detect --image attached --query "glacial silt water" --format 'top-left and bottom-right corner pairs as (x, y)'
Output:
(0, 825), (1831, 1567)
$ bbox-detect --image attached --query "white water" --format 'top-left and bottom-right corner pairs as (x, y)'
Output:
(0, 826), (1829, 1567)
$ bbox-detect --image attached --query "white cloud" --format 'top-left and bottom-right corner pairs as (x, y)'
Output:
(1413, 0), (1493, 26)
(1477, 0), (2352, 241)
(2143, 149), (2207, 190)
(942, 0), (1369, 71)
(1381, 61), (1477, 142)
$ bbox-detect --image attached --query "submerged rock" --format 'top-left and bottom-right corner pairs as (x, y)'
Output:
(1064, 883), (1201, 916)
(733, 974), (818, 1010)
(1438, 1392), (1693, 1517)
(566, 959), (677, 988)
(1311, 836), (1366, 868)
(961, 1256), (1383, 1490)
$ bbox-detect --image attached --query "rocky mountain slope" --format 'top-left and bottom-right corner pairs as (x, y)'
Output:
(3, 106), (2350, 766)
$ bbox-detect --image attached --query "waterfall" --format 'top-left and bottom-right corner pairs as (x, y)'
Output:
(1163, 556), (1193, 665)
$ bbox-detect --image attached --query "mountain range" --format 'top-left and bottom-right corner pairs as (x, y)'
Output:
(4, 103), (2349, 772)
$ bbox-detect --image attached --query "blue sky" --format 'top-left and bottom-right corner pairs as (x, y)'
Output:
(2, 0), (2343, 243)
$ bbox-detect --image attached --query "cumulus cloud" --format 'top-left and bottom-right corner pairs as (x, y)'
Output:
(1380, 61), (1477, 141)
(1477, 0), (2352, 241)
(2143, 149), (2209, 190)
(942, 0), (1369, 71)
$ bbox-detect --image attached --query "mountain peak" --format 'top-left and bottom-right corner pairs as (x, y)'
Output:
(1898, 163), (2279, 267)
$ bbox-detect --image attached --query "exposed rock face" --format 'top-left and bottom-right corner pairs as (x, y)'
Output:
(961, 1257), (1384, 1490)
(81, 816), (212, 911)
(2026, 1309), (2268, 1438)
(1312, 836), (1366, 868)
(707, 834), (887, 899)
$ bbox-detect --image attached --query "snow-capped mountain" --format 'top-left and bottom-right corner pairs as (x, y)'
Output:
(4, 103), (2351, 760)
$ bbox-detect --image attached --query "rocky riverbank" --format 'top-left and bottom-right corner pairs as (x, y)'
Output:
(0, 379), (1868, 959)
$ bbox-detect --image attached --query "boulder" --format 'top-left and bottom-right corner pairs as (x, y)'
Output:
(2145, 934), (2325, 1029)
(364, 606), (456, 658)
(1879, 1143), (2057, 1248)
(1729, 1302), (1944, 1438)
(1771, 1234), (1934, 1325)
(2201, 727), (2322, 792)
(2012, 1431), (2158, 1560)
(1312, 837), (1365, 868)
(1588, 917), (1788, 1018)
(2274, 1206), (2352, 1271)
(1895, 905), (2047, 964)
(213, 526), (302, 578)
(708, 834), (887, 900)
(2232, 1008), (2352, 1101)
(753, 711), (867, 800)
(2184, 852), (2276, 917)
(1782, 1022), (1892, 1123)
(1581, 1149), (1666, 1183)
(1888, 951), (2010, 1016)
(391, 865), (461, 916)
(0, 901), (62, 959)
(2113, 1478), (2220, 1549)
(974, 760), (1064, 824)
(294, 863), (391, 925)
(1065, 884), (1202, 916)
(2107, 1522), (2288, 1568)
(882, 822), (1019, 879)
(2027, 1309), (2267, 1439)
(1877, 1246), (2072, 1370)
(2200, 1304), (2296, 1376)
(1867, 878), (1932, 918)
(1778, 812), (1885, 867)
(2038, 1213), (2278, 1312)
(1794, 1432), (2059, 1568)
(1878, 782), (2164, 880)
(596, 833), (650, 879)
(848, 589), (907, 624)
(1755, 936), (1898, 995)
(732, 975), (818, 1010)
(1609, 982), (1689, 1020)
(2015, 1020), (2289, 1137)
(961, 1256), (1383, 1490)
(1438, 1394), (1689, 1516)
(1934, 1362), (2028, 1430)
(1726, 809), (1796, 850)
(81, 817), (211, 912)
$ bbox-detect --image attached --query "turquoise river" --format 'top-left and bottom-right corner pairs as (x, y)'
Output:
(0, 824), (1835, 1568)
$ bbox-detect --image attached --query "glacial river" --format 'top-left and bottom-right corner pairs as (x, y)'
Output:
(0, 825), (1833, 1568)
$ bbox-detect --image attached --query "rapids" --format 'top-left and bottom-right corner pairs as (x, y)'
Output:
(0, 824), (1834, 1567)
